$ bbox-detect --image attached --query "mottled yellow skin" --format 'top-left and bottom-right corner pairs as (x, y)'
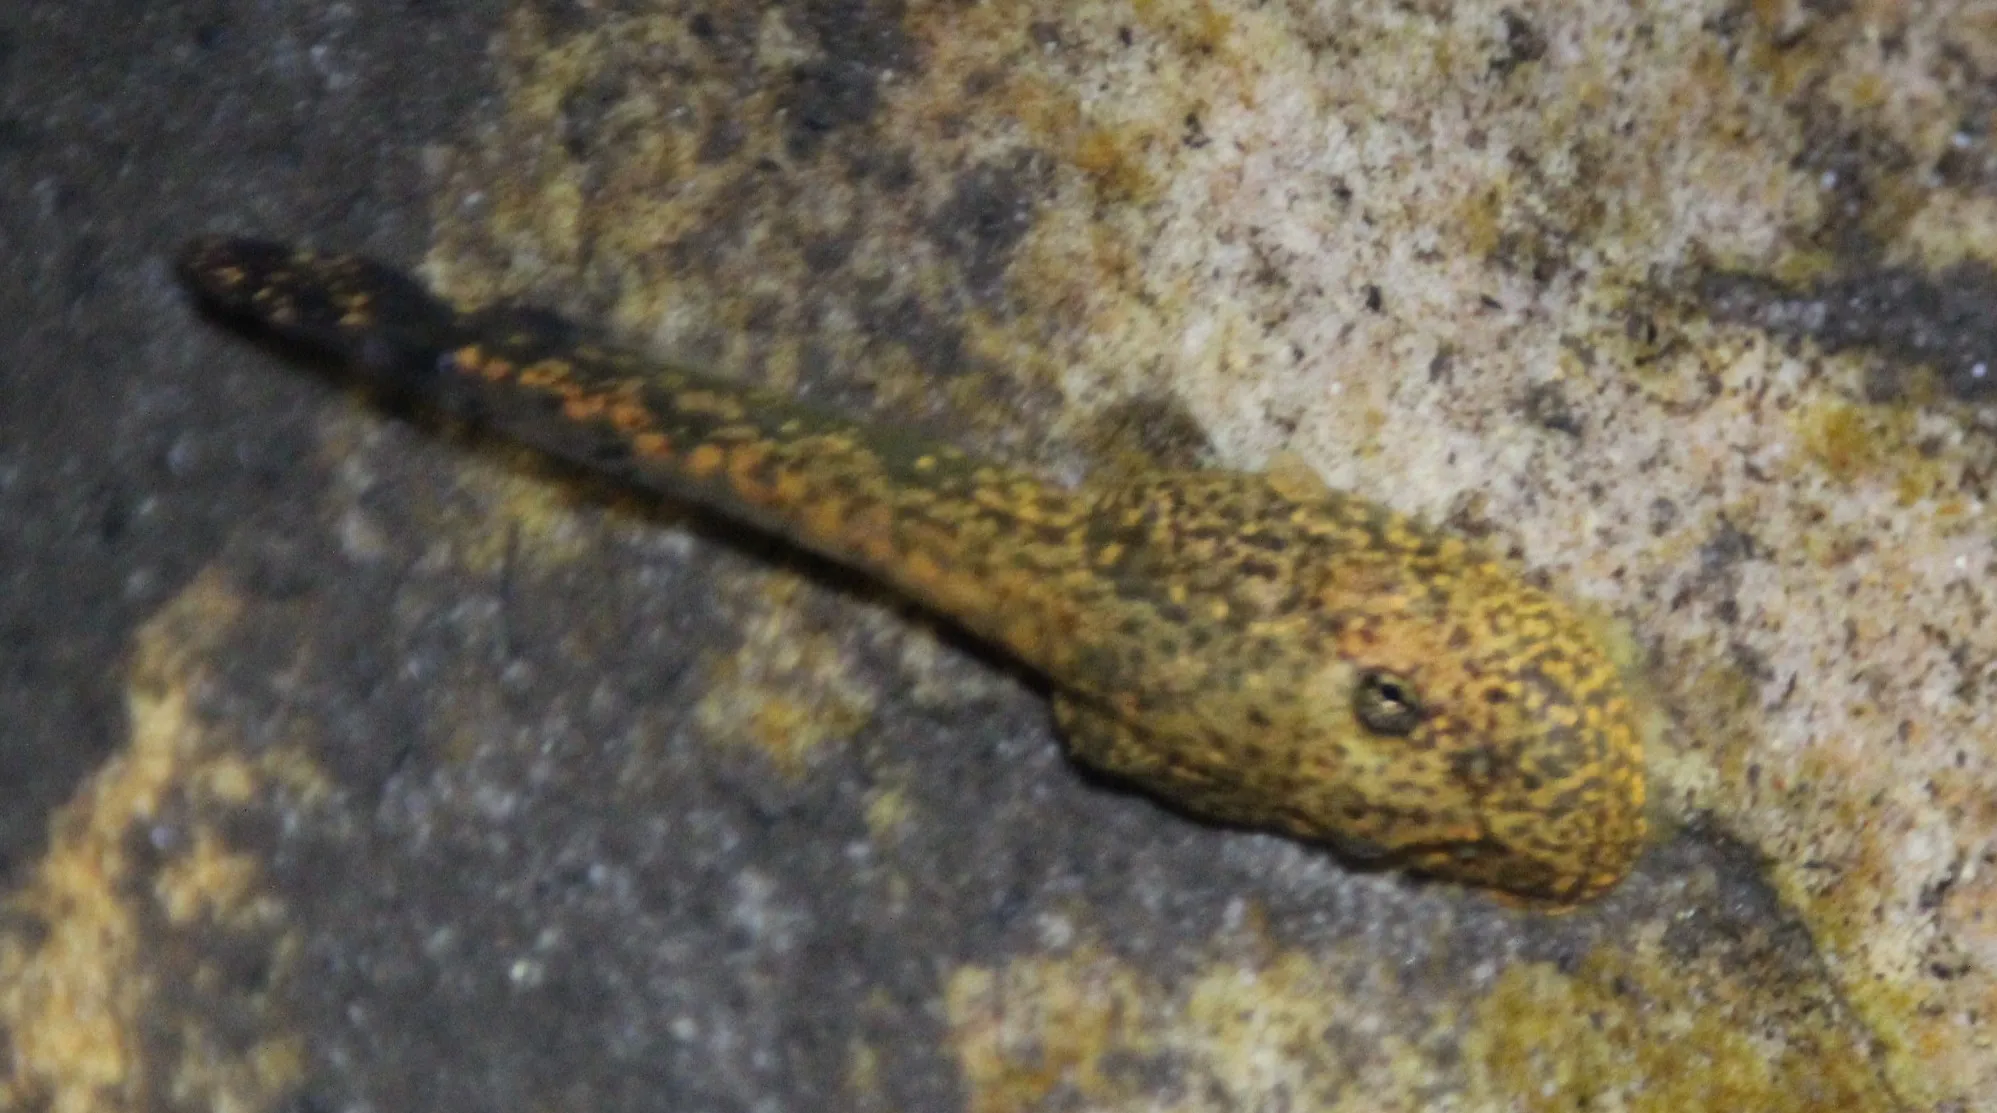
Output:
(177, 236), (1647, 906)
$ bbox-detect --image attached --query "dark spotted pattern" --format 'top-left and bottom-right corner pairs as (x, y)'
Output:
(178, 236), (1647, 906)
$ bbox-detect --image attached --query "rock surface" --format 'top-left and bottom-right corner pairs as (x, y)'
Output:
(8, 2), (1997, 1111)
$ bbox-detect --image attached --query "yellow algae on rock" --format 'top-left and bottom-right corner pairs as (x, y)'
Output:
(1465, 950), (1894, 1113)
(694, 575), (881, 778)
(0, 573), (321, 1113)
(947, 949), (1159, 1113)
(942, 920), (1896, 1113)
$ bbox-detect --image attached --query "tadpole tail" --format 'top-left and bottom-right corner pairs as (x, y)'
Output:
(175, 234), (1100, 667)
(176, 235), (468, 390)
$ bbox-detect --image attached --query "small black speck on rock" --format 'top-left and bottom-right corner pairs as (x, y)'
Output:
(1699, 518), (1762, 573)
(928, 150), (1049, 305)
(191, 19), (226, 51)
(526, 0), (594, 38)
(778, 0), (915, 158)
(1182, 112), (1209, 150)
(1647, 497), (1679, 537)
(1521, 381), (1582, 437)
(1490, 9), (1546, 78)
(1427, 345), (1456, 384)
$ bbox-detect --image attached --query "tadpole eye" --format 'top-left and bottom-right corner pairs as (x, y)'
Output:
(1354, 668), (1424, 736)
